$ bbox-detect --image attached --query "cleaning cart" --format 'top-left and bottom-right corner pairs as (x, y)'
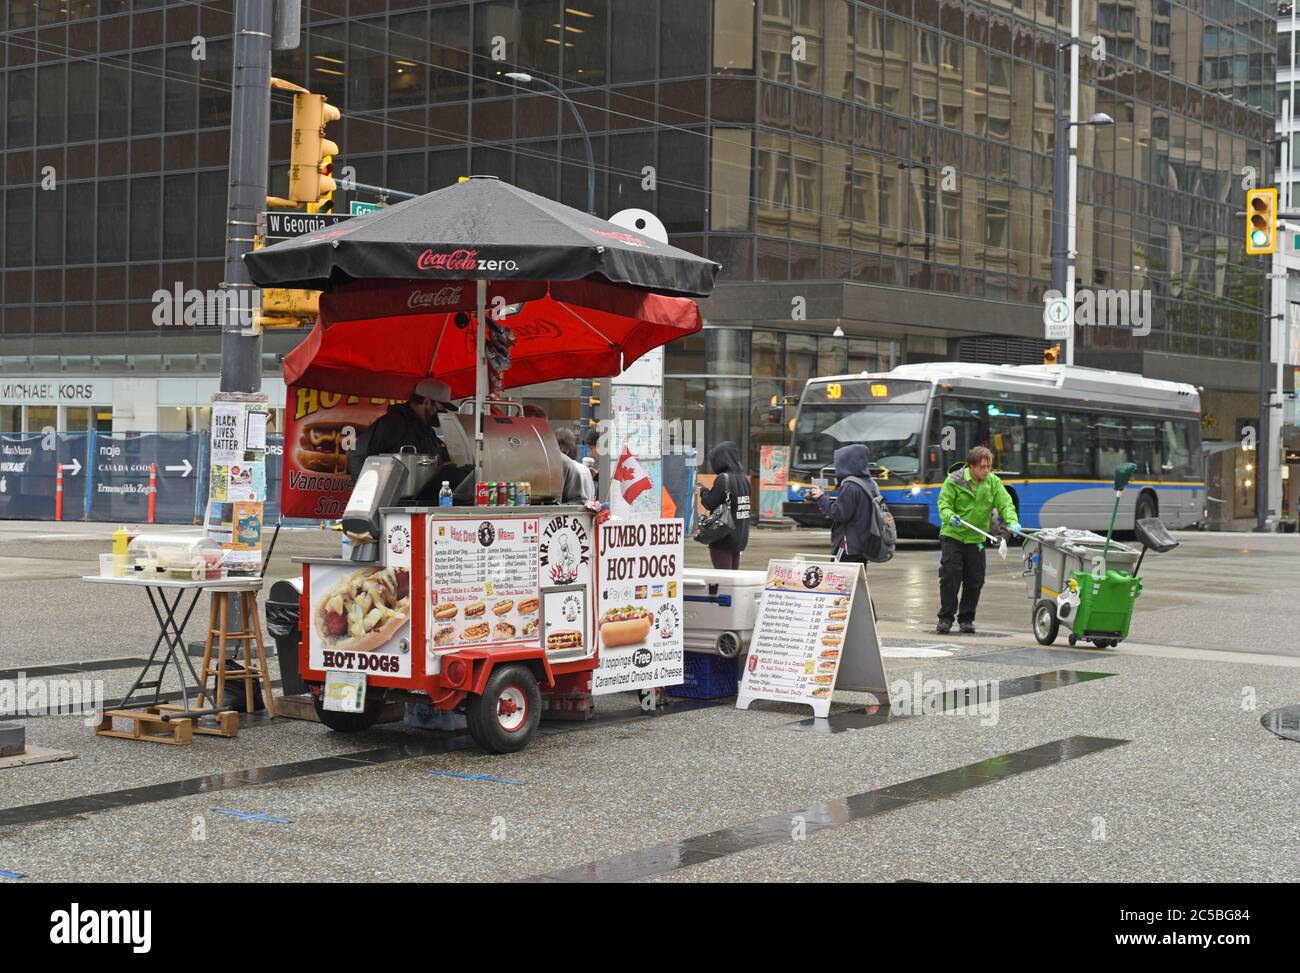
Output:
(1022, 463), (1179, 648)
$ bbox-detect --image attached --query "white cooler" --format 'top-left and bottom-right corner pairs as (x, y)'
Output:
(682, 569), (768, 657)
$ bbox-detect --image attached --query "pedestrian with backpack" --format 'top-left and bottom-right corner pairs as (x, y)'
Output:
(806, 444), (896, 568)
(696, 441), (752, 569)
(935, 445), (1021, 634)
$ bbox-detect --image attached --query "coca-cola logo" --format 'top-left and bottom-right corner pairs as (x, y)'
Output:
(407, 286), (464, 310)
(463, 318), (560, 351)
(591, 228), (649, 247)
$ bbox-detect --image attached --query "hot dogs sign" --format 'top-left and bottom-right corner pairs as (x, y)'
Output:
(592, 518), (685, 695)
(308, 512), (415, 678)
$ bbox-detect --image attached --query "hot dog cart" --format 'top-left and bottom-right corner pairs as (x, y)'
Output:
(248, 177), (718, 753)
(294, 410), (685, 752)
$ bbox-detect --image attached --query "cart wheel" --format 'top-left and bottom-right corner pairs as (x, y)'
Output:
(313, 689), (385, 733)
(1094, 639), (1118, 649)
(1068, 634), (1078, 647)
(466, 664), (541, 754)
(1032, 601), (1059, 645)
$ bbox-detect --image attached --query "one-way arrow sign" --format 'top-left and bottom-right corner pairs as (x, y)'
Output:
(59, 458), (82, 476)
(165, 459), (193, 477)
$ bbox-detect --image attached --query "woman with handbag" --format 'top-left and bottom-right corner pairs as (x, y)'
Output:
(696, 441), (751, 569)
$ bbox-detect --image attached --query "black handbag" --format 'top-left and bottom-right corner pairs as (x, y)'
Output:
(693, 474), (737, 545)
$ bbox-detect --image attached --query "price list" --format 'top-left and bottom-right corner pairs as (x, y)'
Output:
(746, 589), (845, 700)
(429, 517), (540, 647)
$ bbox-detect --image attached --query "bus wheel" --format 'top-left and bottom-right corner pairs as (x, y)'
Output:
(1033, 601), (1059, 645)
(466, 664), (541, 754)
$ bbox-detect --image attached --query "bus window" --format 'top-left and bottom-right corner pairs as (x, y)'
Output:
(1129, 418), (1159, 477)
(1061, 411), (1094, 477)
(1025, 409), (1061, 477)
(934, 398), (982, 470)
(1095, 414), (1128, 477)
(986, 401), (1025, 473)
(1162, 420), (1192, 477)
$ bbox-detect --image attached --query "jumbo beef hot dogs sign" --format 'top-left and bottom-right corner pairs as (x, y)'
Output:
(592, 518), (685, 695)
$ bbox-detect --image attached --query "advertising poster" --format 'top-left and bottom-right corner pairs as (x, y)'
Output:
(429, 516), (542, 650)
(281, 385), (397, 519)
(205, 396), (269, 572)
(592, 518), (685, 696)
(737, 559), (887, 719)
(609, 384), (663, 461)
(758, 445), (791, 523)
(308, 539), (413, 680)
(540, 584), (588, 656)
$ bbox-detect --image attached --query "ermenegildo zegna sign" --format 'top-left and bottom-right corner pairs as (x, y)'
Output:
(0, 381), (109, 405)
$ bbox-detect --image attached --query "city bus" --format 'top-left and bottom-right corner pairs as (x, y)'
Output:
(783, 362), (1204, 537)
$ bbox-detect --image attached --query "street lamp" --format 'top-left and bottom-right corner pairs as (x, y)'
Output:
(1051, 36), (1115, 367)
(504, 72), (595, 216)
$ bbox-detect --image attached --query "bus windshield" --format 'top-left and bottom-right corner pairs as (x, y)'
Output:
(791, 404), (925, 477)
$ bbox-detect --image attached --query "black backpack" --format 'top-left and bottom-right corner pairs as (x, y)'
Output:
(841, 476), (897, 563)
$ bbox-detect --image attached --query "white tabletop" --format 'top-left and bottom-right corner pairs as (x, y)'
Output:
(82, 574), (264, 591)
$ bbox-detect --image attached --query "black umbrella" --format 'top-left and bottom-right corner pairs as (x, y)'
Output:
(244, 175), (719, 297)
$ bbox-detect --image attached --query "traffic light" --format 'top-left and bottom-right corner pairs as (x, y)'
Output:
(289, 92), (340, 205)
(251, 236), (319, 330)
(1246, 187), (1278, 255)
(1043, 344), (1062, 365)
(307, 155), (335, 214)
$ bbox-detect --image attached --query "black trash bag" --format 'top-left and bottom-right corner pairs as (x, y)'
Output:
(220, 659), (265, 713)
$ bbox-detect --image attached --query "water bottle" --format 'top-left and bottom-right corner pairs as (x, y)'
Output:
(438, 481), (453, 507)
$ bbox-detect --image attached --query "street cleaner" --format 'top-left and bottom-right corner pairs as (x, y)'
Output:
(936, 445), (1020, 634)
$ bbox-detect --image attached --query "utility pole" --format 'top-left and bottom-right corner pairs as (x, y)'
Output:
(220, 0), (274, 393)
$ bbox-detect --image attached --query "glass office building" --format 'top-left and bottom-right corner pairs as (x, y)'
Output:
(0, 0), (1281, 472)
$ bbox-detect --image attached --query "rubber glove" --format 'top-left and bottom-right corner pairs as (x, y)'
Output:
(1009, 523), (1023, 536)
(949, 515), (962, 528)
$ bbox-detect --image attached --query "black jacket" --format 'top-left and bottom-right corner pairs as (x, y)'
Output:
(817, 444), (879, 558)
(699, 442), (751, 553)
(366, 403), (447, 462)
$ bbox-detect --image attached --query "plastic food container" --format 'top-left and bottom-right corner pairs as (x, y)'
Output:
(98, 553), (116, 577)
(126, 531), (225, 580)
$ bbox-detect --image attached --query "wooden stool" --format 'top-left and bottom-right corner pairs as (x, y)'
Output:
(196, 588), (277, 718)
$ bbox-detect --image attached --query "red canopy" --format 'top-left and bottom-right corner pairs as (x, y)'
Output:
(283, 276), (702, 399)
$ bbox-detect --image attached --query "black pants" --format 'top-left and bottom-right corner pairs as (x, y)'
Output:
(709, 546), (741, 570)
(938, 537), (985, 624)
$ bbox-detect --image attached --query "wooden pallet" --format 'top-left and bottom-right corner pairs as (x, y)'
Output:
(156, 704), (240, 738)
(95, 708), (193, 746)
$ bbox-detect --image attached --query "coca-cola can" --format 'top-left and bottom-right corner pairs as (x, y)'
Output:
(475, 481), (489, 506)
(497, 482), (508, 506)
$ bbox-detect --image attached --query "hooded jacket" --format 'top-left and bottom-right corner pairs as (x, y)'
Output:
(937, 464), (1018, 544)
(699, 442), (751, 553)
(817, 444), (880, 558)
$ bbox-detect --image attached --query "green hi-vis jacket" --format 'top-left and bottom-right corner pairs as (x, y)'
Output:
(937, 465), (1019, 545)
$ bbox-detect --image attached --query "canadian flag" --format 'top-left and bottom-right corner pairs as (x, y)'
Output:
(612, 446), (652, 505)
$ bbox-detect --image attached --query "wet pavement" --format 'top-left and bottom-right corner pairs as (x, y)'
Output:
(0, 521), (1298, 882)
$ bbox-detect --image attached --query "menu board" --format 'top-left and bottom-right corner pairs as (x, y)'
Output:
(429, 517), (541, 650)
(592, 518), (685, 696)
(737, 559), (888, 719)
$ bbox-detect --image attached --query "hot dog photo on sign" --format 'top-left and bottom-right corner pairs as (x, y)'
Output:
(598, 605), (654, 649)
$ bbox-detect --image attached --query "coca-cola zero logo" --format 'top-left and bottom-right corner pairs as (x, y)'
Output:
(416, 249), (521, 273)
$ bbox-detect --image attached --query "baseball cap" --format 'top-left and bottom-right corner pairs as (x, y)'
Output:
(413, 378), (453, 406)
